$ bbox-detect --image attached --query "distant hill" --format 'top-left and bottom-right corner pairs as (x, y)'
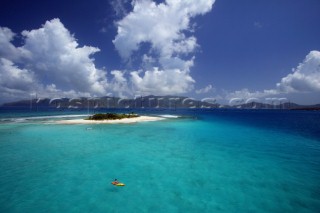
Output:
(0, 96), (218, 109)
(234, 102), (320, 110)
(289, 104), (320, 111)
(1, 96), (319, 110)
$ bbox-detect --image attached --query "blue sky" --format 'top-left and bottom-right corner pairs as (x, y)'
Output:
(0, 0), (320, 104)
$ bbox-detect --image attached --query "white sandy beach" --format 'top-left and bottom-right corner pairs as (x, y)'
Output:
(55, 115), (165, 124)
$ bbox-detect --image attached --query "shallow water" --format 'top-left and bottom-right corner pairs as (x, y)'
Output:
(0, 109), (319, 212)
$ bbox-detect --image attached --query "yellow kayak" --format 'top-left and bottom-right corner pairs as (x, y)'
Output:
(112, 181), (125, 186)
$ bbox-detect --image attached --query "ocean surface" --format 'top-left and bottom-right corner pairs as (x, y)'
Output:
(0, 108), (319, 212)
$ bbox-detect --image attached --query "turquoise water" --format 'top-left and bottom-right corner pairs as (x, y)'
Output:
(0, 110), (319, 212)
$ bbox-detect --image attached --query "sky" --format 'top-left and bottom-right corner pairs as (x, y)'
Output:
(0, 0), (320, 105)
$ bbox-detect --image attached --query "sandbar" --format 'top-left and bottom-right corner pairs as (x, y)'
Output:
(55, 115), (165, 124)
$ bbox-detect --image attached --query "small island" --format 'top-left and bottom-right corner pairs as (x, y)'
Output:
(55, 113), (164, 124)
(87, 113), (139, 120)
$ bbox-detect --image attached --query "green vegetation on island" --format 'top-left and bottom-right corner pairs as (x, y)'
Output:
(87, 113), (139, 120)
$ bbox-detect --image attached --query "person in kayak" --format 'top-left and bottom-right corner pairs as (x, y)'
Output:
(112, 179), (119, 185)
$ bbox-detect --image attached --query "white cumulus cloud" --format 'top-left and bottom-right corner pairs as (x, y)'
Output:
(131, 67), (195, 95)
(0, 58), (35, 95)
(113, 0), (215, 95)
(21, 19), (108, 95)
(109, 70), (130, 97)
(114, 0), (214, 60)
(226, 50), (320, 104)
(276, 50), (320, 93)
(196, 84), (214, 94)
(0, 19), (109, 103)
(0, 27), (30, 62)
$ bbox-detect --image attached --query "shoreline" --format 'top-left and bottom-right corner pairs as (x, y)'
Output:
(55, 115), (165, 124)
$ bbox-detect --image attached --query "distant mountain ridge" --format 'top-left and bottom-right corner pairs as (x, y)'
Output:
(1, 96), (320, 110)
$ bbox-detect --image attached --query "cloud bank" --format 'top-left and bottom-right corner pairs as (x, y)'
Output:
(226, 50), (320, 104)
(0, 1), (216, 102)
(5, 1), (318, 105)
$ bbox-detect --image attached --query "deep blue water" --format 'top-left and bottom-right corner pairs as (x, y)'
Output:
(0, 108), (319, 212)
